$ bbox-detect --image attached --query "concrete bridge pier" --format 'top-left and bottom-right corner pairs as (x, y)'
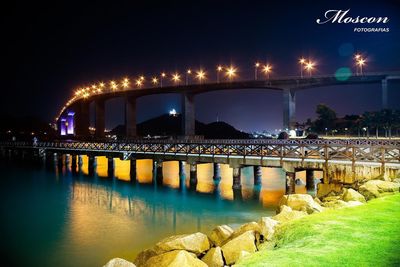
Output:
(190, 163), (197, 185)
(213, 163), (221, 180)
(306, 169), (315, 190)
(253, 166), (262, 186)
(179, 161), (186, 176)
(283, 89), (296, 130)
(155, 160), (163, 185)
(181, 93), (195, 136)
(285, 171), (295, 194)
(74, 101), (90, 137)
(232, 167), (242, 190)
(107, 156), (114, 178)
(95, 99), (105, 138)
(88, 155), (96, 176)
(130, 158), (137, 182)
(125, 96), (137, 138)
(56, 153), (64, 168)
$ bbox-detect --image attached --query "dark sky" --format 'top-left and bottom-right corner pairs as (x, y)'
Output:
(3, 0), (400, 132)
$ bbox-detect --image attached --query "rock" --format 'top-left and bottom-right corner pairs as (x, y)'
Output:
(359, 180), (400, 200)
(272, 205), (307, 223)
(278, 194), (324, 214)
(104, 258), (136, 267)
(154, 232), (210, 255)
(313, 197), (323, 205)
(201, 247), (224, 267)
(144, 250), (207, 267)
(258, 217), (279, 241)
(209, 225), (233, 247)
(322, 195), (341, 202)
(342, 188), (366, 203)
(221, 230), (257, 265)
(393, 178), (400, 184)
(237, 250), (251, 261)
(134, 248), (157, 266)
(230, 222), (261, 239)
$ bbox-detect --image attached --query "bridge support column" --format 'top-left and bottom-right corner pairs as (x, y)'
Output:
(88, 155), (96, 176)
(232, 167), (242, 190)
(95, 99), (105, 138)
(75, 101), (90, 137)
(285, 171), (295, 194)
(253, 166), (262, 186)
(107, 156), (114, 178)
(181, 93), (195, 137)
(306, 169), (315, 190)
(179, 161), (186, 176)
(283, 89), (296, 130)
(190, 163), (197, 185)
(155, 160), (163, 185)
(213, 163), (221, 180)
(56, 153), (63, 168)
(382, 79), (388, 109)
(130, 158), (136, 183)
(125, 96), (137, 138)
(71, 154), (77, 173)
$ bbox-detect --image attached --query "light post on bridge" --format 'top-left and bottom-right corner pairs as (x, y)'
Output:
(172, 73), (181, 85)
(196, 69), (206, 84)
(226, 66), (237, 82)
(299, 58), (306, 78)
(305, 61), (315, 77)
(254, 62), (260, 80)
(151, 77), (158, 87)
(217, 65), (222, 83)
(186, 69), (191, 85)
(160, 72), (166, 87)
(262, 64), (272, 81)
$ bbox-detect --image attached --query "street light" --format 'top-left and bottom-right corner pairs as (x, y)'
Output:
(255, 62), (260, 80)
(225, 66), (237, 81)
(217, 65), (223, 83)
(110, 80), (118, 90)
(262, 64), (272, 80)
(356, 57), (366, 75)
(160, 72), (166, 87)
(196, 69), (206, 84)
(136, 79), (143, 88)
(172, 73), (181, 85)
(151, 77), (159, 86)
(299, 58), (306, 78)
(122, 78), (130, 88)
(186, 69), (192, 85)
(305, 61), (315, 77)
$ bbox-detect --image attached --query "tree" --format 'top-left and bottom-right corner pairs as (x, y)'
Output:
(314, 104), (337, 133)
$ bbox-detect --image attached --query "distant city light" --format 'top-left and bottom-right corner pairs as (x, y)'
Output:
(169, 108), (178, 116)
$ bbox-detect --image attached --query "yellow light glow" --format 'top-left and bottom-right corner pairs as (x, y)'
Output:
(172, 73), (181, 83)
(354, 54), (361, 60)
(357, 58), (366, 66)
(136, 79), (143, 87)
(255, 62), (260, 67)
(110, 81), (118, 90)
(99, 82), (105, 87)
(225, 66), (237, 79)
(139, 76), (145, 81)
(217, 65), (223, 71)
(187, 69), (192, 74)
(305, 61), (315, 70)
(161, 72), (166, 77)
(122, 78), (130, 88)
(152, 77), (158, 84)
(299, 58), (306, 64)
(262, 64), (272, 73)
(196, 70), (206, 81)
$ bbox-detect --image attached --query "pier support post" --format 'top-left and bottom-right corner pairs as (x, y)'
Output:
(179, 161), (186, 176)
(190, 163), (197, 185)
(306, 169), (315, 190)
(253, 166), (262, 186)
(95, 99), (105, 138)
(155, 160), (163, 185)
(125, 96), (137, 138)
(107, 156), (114, 178)
(382, 79), (388, 109)
(130, 158), (137, 182)
(232, 167), (242, 190)
(283, 89), (296, 130)
(285, 172), (295, 194)
(213, 163), (221, 180)
(181, 93), (195, 137)
(88, 155), (96, 176)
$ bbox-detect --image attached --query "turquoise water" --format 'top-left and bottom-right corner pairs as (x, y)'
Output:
(0, 158), (307, 267)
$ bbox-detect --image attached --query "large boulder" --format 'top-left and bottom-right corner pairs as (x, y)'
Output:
(342, 188), (366, 203)
(258, 217), (279, 241)
(144, 250), (207, 267)
(278, 194), (324, 214)
(359, 180), (400, 200)
(134, 248), (157, 266)
(272, 205), (307, 223)
(104, 258), (136, 267)
(221, 230), (257, 265)
(209, 225), (233, 247)
(154, 232), (210, 255)
(230, 222), (261, 240)
(201, 247), (224, 267)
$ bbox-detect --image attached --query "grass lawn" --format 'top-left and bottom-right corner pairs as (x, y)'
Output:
(237, 194), (400, 267)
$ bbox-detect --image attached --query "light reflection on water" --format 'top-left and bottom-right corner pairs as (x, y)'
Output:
(0, 157), (319, 267)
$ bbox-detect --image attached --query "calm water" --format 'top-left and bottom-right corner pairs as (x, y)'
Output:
(0, 156), (318, 267)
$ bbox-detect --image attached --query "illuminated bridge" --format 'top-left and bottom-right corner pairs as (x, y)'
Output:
(2, 138), (399, 196)
(56, 72), (400, 138)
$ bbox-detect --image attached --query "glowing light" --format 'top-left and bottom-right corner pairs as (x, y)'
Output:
(354, 54), (361, 60)
(99, 82), (105, 88)
(262, 64), (272, 79)
(217, 65), (223, 71)
(122, 78), (130, 88)
(305, 61), (315, 76)
(152, 77), (159, 85)
(196, 69), (206, 82)
(169, 109), (177, 116)
(225, 66), (237, 80)
(299, 58), (306, 64)
(255, 62), (260, 67)
(161, 72), (166, 77)
(139, 76), (145, 81)
(187, 69), (192, 74)
(136, 79), (143, 87)
(110, 81), (118, 90)
(172, 73), (181, 84)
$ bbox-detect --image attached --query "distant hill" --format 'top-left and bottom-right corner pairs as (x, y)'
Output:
(111, 114), (249, 139)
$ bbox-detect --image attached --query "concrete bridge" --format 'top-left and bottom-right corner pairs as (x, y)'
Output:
(2, 138), (399, 197)
(57, 72), (400, 138)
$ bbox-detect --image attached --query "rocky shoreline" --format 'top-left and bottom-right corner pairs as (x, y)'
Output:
(104, 178), (400, 267)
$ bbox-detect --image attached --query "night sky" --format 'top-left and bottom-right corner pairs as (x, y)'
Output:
(3, 0), (400, 132)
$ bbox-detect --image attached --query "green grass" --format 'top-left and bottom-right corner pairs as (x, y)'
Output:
(237, 194), (400, 267)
